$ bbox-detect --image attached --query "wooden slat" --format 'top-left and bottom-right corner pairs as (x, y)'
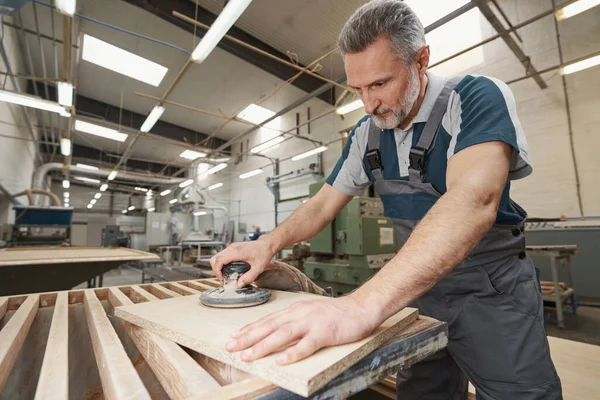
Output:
(129, 286), (159, 303)
(198, 378), (276, 400)
(0, 297), (7, 320)
(370, 383), (396, 399)
(0, 294), (39, 391)
(83, 290), (150, 400)
(167, 282), (202, 296)
(186, 281), (215, 291)
(142, 284), (181, 299)
(108, 288), (221, 399)
(35, 292), (69, 400)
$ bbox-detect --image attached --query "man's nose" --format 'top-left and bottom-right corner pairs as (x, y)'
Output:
(362, 93), (379, 115)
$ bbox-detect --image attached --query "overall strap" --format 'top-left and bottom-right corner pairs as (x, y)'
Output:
(366, 119), (384, 181)
(408, 77), (462, 182)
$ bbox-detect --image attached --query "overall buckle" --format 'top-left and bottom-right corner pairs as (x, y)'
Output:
(409, 147), (426, 173)
(365, 149), (383, 171)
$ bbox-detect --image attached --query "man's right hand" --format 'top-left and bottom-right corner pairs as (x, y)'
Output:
(210, 237), (278, 287)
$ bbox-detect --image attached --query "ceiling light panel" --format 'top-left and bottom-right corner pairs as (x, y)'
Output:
(74, 120), (128, 142)
(180, 149), (207, 160)
(82, 34), (168, 87)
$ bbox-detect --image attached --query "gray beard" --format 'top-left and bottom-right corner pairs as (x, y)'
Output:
(371, 68), (421, 130)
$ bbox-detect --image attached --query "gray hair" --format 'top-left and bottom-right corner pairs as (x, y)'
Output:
(338, 0), (425, 65)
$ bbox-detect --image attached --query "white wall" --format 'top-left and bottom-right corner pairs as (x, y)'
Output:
(0, 22), (39, 224)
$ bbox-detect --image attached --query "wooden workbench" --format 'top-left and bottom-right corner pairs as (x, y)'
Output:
(0, 278), (447, 399)
(0, 247), (160, 296)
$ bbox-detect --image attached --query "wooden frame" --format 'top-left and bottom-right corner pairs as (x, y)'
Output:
(0, 279), (447, 399)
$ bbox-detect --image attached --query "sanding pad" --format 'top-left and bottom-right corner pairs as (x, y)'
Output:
(200, 286), (271, 308)
(200, 261), (271, 308)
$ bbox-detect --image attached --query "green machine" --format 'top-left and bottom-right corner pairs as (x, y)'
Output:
(303, 181), (397, 296)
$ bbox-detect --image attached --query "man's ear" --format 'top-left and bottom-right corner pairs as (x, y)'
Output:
(415, 45), (430, 76)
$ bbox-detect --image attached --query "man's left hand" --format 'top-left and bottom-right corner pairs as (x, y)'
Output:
(225, 296), (381, 365)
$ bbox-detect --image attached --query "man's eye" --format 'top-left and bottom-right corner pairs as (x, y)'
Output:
(374, 82), (385, 88)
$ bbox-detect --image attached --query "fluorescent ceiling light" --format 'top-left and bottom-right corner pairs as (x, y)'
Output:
(87, 204), (93, 209)
(250, 136), (284, 154)
(169, 199), (178, 204)
(82, 34), (168, 86)
(179, 179), (194, 188)
(60, 138), (71, 156)
(180, 149), (207, 160)
(122, 210), (127, 214)
(207, 163), (228, 174)
(147, 207), (155, 212)
(237, 103), (276, 125)
(556, 0), (600, 20)
(191, 0), (252, 63)
(57, 82), (73, 107)
(74, 176), (101, 184)
(560, 54), (600, 75)
(208, 182), (223, 191)
(90, 199), (97, 205)
(291, 146), (328, 161)
(134, 187), (148, 192)
(62, 180), (70, 189)
(100, 184), (108, 192)
(63, 192), (70, 198)
(56, 0), (76, 16)
(160, 189), (171, 196)
(107, 171), (118, 181)
(94, 193), (102, 199)
(128, 205), (135, 211)
(140, 105), (165, 132)
(211, 157), (230, 163)
(239, 169), (263, 179)
(336, 99), (364, 115)
(194, 211), (207, 216)
(76, 163), (98, 170)
(74, 120), (128, 142)
(0, 89), (70, 117)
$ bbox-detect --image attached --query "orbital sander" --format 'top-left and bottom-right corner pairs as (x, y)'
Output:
(200, 261), (271, 308)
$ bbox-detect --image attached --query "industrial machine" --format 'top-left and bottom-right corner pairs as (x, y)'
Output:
(11, 205), (73, 247)
(303, 181), (397, 296)
(101, 225), (121, 247)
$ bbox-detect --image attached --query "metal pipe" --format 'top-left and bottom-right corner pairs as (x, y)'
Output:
(173, 11), (352, 92)
(430, 5), (557, 69)
(33, 163), (188, 190)
(0, 36), (42, 164)
(551, 0), (584, 218)
(32, 2), (58, 159)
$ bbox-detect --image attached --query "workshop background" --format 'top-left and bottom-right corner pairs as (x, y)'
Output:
(0, 0), (599, 398)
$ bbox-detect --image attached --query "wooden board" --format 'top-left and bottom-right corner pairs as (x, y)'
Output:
(115, 290), (418, 396)
(34, 292), (69, 400)
(0, 247), (159, 267)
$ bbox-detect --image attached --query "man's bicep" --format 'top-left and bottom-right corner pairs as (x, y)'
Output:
(447, 141), (512, 203)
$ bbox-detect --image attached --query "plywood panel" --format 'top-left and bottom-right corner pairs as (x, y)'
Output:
(115, 291), (418, 396)
(0, 247), (159, 267)
(548, 336), (600, 399)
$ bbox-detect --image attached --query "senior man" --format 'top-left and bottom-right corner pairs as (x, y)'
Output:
(211, 1), (562, 398)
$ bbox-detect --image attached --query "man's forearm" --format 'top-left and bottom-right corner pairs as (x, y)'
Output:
(350, 186), (498, 324)
(260, 200), (335, 254)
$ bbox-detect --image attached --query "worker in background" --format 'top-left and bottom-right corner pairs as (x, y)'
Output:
(116, 229), (129, 248)
(211, 1), (561, 398)
(247, 226), (264, 241)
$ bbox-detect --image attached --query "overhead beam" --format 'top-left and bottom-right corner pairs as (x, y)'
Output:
(121, 0), (336, 105)
(27, 81), (230, 151)
(473, 0), (547, 89)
